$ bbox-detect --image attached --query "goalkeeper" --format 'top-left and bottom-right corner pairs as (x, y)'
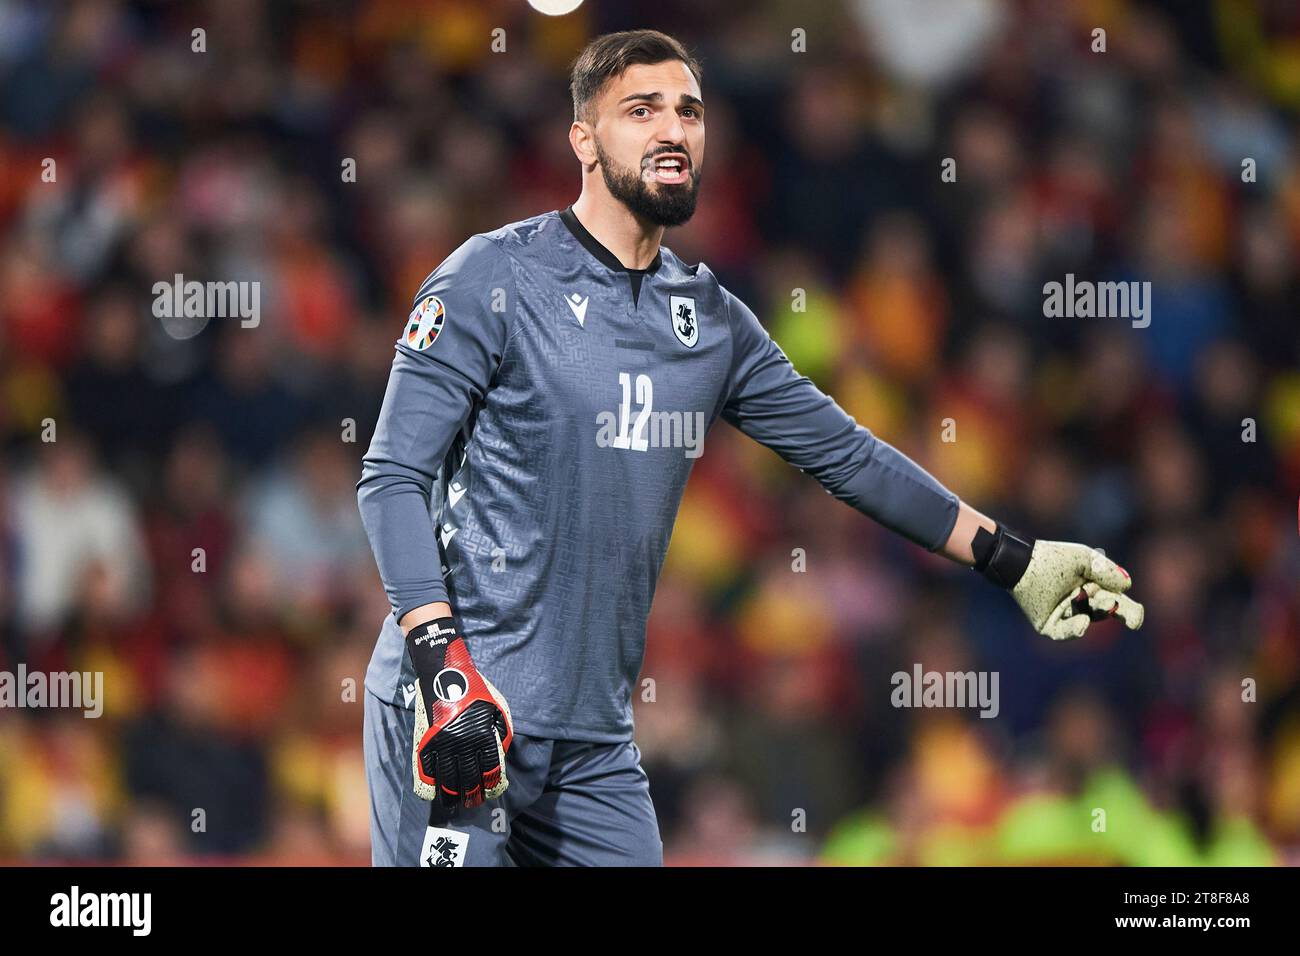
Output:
(357, 30), (1143, 867)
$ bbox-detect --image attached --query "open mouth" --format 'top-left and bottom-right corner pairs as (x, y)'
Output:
(648, 153), (690, 185)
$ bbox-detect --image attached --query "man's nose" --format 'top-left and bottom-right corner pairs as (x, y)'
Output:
(656, 113), (687, 145)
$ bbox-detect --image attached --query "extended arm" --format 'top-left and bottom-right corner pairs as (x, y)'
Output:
(719, 289), (1144, 640)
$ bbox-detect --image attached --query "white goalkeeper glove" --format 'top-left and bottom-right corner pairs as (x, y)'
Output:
(973, 526), (1145, 641)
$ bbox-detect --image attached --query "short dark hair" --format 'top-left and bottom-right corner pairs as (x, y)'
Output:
(569, 30), (702, 124)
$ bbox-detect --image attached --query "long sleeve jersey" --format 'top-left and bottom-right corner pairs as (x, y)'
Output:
(358, 205), (959, 741)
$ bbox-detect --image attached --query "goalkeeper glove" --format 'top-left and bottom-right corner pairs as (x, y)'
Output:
(973, 525), (1145, 641)
(406, 618), (513, 809)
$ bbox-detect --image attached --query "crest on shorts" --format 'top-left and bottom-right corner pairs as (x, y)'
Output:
(669, 295), (698, 348)
(406, 295), (446, 350)
(420, 826), (469, 867)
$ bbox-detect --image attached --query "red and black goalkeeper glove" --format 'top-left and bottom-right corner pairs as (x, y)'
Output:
(406, 618), (513, 809)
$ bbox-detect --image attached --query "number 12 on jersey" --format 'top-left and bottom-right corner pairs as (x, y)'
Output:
(611, 371), (653, 451)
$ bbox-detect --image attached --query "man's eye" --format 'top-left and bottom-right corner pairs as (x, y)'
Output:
(631, 106), (650, 118)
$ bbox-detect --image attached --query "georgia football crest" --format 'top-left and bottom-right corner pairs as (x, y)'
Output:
(406, 295), (446, 351)
(669, 295), (698, 348)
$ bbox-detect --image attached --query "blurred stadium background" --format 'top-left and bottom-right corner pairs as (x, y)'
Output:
(0, 0), (1298, 865)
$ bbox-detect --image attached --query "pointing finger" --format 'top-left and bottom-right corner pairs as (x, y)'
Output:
(1085, 549), (1132, 592)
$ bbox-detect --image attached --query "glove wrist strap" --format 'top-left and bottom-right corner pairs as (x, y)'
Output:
(405, 617), (460, 675)
(972, 525), (1034, 589)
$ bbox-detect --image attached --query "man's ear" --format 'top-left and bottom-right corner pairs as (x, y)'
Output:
(570, 120), (598, 171)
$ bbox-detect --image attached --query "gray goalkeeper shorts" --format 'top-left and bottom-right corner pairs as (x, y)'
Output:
(363, 689), (664, 867)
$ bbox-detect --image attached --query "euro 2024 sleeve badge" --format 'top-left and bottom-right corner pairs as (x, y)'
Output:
(406, 295), (446, 351)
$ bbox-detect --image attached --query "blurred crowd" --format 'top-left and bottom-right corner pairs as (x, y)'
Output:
(1, 0), (1298, 864)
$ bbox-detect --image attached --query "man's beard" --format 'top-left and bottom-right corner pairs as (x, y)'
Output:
(595, 138), (701, 227)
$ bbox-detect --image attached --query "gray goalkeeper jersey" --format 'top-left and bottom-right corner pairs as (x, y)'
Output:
(358, 205), (959, 741)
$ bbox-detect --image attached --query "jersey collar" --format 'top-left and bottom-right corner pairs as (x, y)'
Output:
(559, 204), (663, 277)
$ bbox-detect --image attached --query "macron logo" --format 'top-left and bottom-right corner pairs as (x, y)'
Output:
(448, 482), (466, 509)
(566, 293), (589, 327)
